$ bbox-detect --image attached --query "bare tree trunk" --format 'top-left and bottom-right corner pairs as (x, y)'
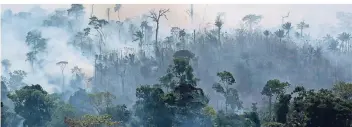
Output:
(269, 95), (272, 121)
(91, 4), (94, 17)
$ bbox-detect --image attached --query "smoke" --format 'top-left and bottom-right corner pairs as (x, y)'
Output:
(1, 6), (95, 93)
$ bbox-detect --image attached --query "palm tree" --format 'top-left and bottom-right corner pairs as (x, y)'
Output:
(114, 4), (122, 21)
(337, 32), (351, 52)
(263, 30), (270, 39)
(215, 14), (224, 44)
(275, 29), (285, 43)
(242, 14), (262, 32)
(133, 30), (144, 49)
(282, 22), (292, 38)
(297, 21), (309, 37)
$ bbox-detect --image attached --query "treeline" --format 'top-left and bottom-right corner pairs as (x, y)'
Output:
(2, 4), (352, 127)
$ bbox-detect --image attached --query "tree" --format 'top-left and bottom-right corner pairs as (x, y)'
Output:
(88, 16), (108, 54)
(275, 94), (291, 124)
(282, 22), (292, 38)
(47, 98), (76, 127)
(68, 88), (95, 115)
(133, 30), (144, 48)
(26, 51), (37, 70)
(1, 59), (11, 72)
(215, 13), (224, 44)
(337, 32), (351, 52)
(274, 29), (285, 43)
(332, 81), (352, 100)
(173, 49), (195, 60)
(56, 61), (68, 91)
(288, 87), (352, 127)
(134, 85), (174, 127)
(8, 70), (27, 90)
(242, 14), (262, 31)
(25, 30), (47, 70)
(1, 102), (21, 127)
(8, 84), (55, 127)
(88, 91), (116, 114)
(212, 71), (243, 113)
(101, 104), (131, 126)
(148, 8), (170, 58)
(261, 79), (290, 121)
(263, 30), (270, 39)
(67, 4), (85, 19)
(296, 21), (309, 37)
(114, 4), (122, 21)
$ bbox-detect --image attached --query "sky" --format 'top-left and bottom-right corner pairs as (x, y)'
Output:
(2, 4), (352, 28)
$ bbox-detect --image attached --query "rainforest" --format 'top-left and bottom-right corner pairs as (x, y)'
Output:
(1, 4), (352, 127)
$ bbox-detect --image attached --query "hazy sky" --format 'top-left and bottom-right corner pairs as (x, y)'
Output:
(2, 4), (352, 37)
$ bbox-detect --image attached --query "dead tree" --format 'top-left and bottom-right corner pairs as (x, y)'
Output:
(148, 8), (170, 61)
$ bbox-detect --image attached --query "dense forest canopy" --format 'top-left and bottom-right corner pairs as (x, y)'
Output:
(1, 4), (352, 127)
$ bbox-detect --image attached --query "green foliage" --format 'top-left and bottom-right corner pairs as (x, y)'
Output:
(173, 50), (195, 59)
(47, 101), (76, 127)
(261, 79), (290, 97)
(263, 122), (284, 127)
(88, 91), (116, 114)
(214, 110), (246, 127)
(101, 104), (131, 125)
(261, 79), (290, 121)
(213, 71), (242, 113)
(7, 84), (55, 127)
(135, 85), (174, 127)
(1, 102), (22, 127)
(275, 94), (291, 124)
(333, 81), (352, 100)
(64, 114), (119, 127)
(67, 4), (85, 19)
(159, 58), (199, 90)
(25, 30), (47, 53)
(287, 87), (352, 127)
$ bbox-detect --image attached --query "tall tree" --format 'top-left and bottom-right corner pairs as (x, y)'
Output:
(261, 79), (290, 121)
(212, 71), (242, 113)
(274, 29), (285, 43)
(215, 13), (224, 44)
(282, 22), (292, 38)
(148, 8), (170, 59)
(337, 32), (351, 52)
(242, 14), (262, 31)
(88, 16), (108, 54)
(114, 4), (122, 21)
(133, 30), (144, 49)
(296, 21), (309, 37)
(56, 61), (68, 91)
